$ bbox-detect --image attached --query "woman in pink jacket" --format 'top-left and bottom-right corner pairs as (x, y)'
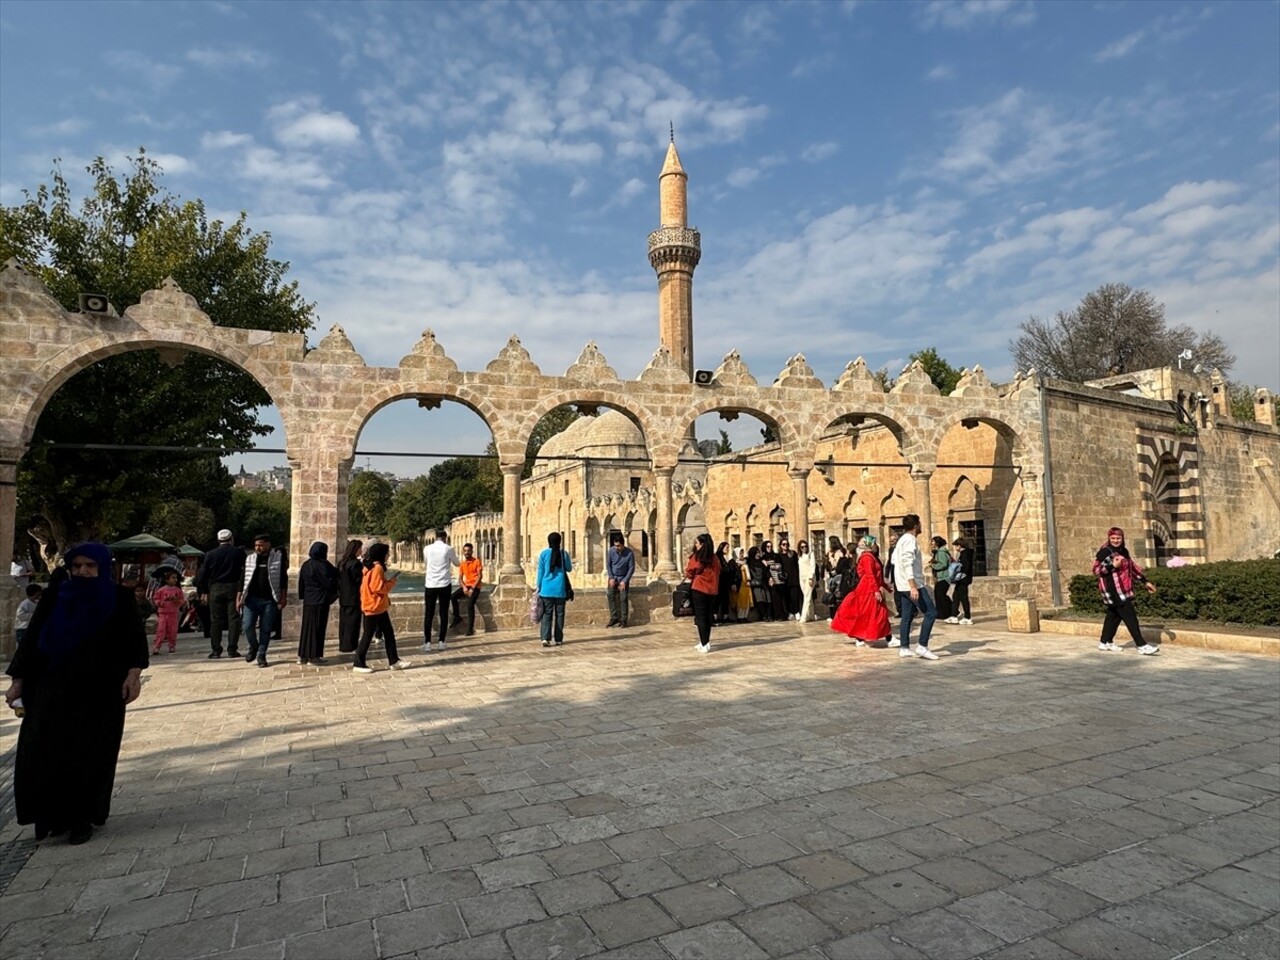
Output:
(1093, 527), (1159, 655)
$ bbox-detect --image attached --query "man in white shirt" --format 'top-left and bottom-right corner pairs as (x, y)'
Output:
(422, 529), (460, 651)
(893, 514), (939, 661)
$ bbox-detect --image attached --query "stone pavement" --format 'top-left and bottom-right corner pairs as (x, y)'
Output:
(0, 616), (1277, 960)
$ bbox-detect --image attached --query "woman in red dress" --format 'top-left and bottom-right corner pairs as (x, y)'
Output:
(830, 535), (891, 645)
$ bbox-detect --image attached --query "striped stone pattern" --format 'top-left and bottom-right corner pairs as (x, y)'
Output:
(1137, 433), (1206, 562)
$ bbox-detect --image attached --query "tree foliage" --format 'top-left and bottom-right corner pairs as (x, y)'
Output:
(348, 471), (394, 534)
(227, 488), (291, 550)
(147, 498), (216, 549)
(697, 429), (732, 459)
(1010, 283), (1235, 382)
(1227, 383), (1262, 422)
(383, 458), (498, 544)
(1, 150), (314, 549)
(908, 348), (962, 395)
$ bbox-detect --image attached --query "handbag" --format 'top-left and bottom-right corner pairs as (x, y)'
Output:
(564, 573), (575, 602)
(530, 595), (544, 623)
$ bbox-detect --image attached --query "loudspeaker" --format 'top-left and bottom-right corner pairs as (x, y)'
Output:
(694, 369), (714, 386)
(79, 293), (110, 313)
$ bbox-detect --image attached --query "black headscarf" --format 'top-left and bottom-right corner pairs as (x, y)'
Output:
(37, 542), (116, 664)
(300, 541), (338, 604)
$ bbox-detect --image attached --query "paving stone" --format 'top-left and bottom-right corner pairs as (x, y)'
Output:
(457, 887), (548, 936)
(723, 864), (812, 906)
(913, 857), (1009, 898)
(838, 837), (924, 874)
(417, 931), (513, 960)
(889, 905), (1004, 959)
(542, 840), (620, 876)
(533, 873), (620, 915)
(1000, 876), (1111, 922)
(822, 925), (927, 959)
(494, 825), (562, 857)
(600, 857), (686, 897)
(797, 882), (902, 935)
(1051, 847), (1198, 903)
(278, 861), (356, 902)
(606, 828), (680, 861)
(190, 876), (278, 919)
(583, 896), (679, 949)
(662, 818), (736, 848)
(233, 896), (326, 947)
(1195, 864), (1280, 912)
(505, 914), (604, 960)
(653, 880), (746, 926)
(1046, 915), (1167, 959)
(859, 868), (955, 912)
(474, 852), (555, 891)
(375, 903), (468, 955)
(1098, 898), (1228, 952)
(137, 914), (237, 959)
(324, 878), (409, 927)
(982, 935), (1082, 959)
(426, 837), (498, 871)
(318, 832), (388, 865)
(946, 889), (1060, 942)
(282, 920), (378, 960)
(731, 901), (835, 955)
(659, 920), (769, 960)
(76, 868), (169, 910)
(663, 843), (745, 882)
(405, 867), (484, 907)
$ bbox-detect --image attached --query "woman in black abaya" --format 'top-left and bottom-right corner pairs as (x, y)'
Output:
(4, 542), (148, 845)
(336, 540), (364, 654)
(297, 541), (339, 665)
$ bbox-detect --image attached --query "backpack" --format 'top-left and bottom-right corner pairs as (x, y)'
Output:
(947, 560), (965, 584)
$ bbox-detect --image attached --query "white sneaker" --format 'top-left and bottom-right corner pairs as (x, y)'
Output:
(391, 659), (412, 670)
(959, 618), (972, 625)
(899, 647), (920, 658)
(694, 642), (711, 654)
(887, 638), (902, 648)
(946, 616), (959, 625)
(918, 647), (939, 661)
(854, 639), (867, 647)
(1098, 641), (1114, 651)
(1137, 644), (1160, 655)
(438, 641), (448, 651)
(353, 666), (374, 674)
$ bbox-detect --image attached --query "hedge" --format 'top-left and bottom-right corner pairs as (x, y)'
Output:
(1068, 558), (1280, 627)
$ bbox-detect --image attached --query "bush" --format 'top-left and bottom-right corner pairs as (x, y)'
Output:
(1068, 559), (1280, 627)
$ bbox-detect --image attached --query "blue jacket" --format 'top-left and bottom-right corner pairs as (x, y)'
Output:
(535, 548), (574, 598)
(605, 546), (635, 584)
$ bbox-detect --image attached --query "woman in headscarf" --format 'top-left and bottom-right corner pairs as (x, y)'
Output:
(746, 546), (771, 622)
(714, 541), (736, 625)
(731, 547), (754, 623)
(830, 534), (892, 646)
(535, 532), (573, 647)
(3, 543), (148, 844)
(336, 540), (364, 654)
(297, 541), (339, 665)
(1093, 527), (1159, 654)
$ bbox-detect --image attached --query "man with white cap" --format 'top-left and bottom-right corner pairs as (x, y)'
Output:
(195, 529), (246, 659)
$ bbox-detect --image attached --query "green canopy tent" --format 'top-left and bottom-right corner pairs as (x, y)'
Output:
(106, 534), (177, 585)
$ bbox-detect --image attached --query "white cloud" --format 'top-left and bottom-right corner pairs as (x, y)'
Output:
(186, 46), (269, 68)
(201, 130), (252, 150)
(801, 141), (838, 162)
(102, 50), (182, 89)
(1095, 29), (1145, 62)
(925, 63), (956, 82)
(268, 100), (361, 148)
(918, 0), (1035, 31)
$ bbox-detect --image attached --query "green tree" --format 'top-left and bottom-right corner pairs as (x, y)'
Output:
(228, 488), (291, 550)
(908, 347), (962, 395)
(382, 457), (499, 543)
(1010, 283), (1235, 382)
(348, 471), (394, 534)
(1228, 383), (1263, 421)
(146, 498), (216, 549)
(383, 476), (433, 545)
(696, 429), (732, 459)
(1, 150), (314, 549)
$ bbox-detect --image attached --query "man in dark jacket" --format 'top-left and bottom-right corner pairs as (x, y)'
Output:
(195, 529), (246, 659)
(605, 533), (635, 628)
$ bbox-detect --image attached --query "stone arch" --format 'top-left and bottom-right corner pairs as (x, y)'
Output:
(585, 516), (603, 575)
(518, 391), (653, 463)
(344, 383), (503, 462)
(814, 409), (912, 461)
(18, 334), (294, 449)
(676, 500), (707, 560)
(928, 411), (1032, 470)
(879, 489), (909, 543)
(1139, 437), (1204, 562)
(843, 489), (869, 545)
(768, 504), (787, 542)
(678, 397), (798, 458)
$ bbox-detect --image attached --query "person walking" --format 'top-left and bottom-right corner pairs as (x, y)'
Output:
(605, 532), (635, 628)
(336, 540), (364, 654)
(946, 537), (974, 625)
(195, 529), (245, 659)
(297, 541), (338, 665)
(715, 541), (736, 625)
(151, 570), (186, 655)
(237, 534), (288, 668)
(422, 530), (460, 651)
(930, 536), (953, 621)
(450, 542), (483, 637)
(353, 543), (410, 673)
(4, 543), (148, 844)
(830, 535), (892, 645)
(535, 532), (573, 647)
(1094, 527), (1159, 654)
(893, 515), (939, 661)
(797, 539), (818, 622)
(686, 533), (722, 654)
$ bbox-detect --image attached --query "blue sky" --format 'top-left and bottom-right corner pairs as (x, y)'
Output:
(2, 0), (1277, 477)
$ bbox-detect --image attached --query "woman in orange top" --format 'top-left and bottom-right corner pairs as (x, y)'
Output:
(354, 543), (410, 673)
(685, 533), (721, 654)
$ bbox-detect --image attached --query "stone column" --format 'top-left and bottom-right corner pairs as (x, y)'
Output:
(789, 469), (810, 545)
(500, 464), (524, 580)
(911, 468), (934, 542)
(652, 466), (678, 580)
(0, 448), (19, 657)
(288, 449), (352, 564)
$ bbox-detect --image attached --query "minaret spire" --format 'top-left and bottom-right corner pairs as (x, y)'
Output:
(648, 134), (701, 380)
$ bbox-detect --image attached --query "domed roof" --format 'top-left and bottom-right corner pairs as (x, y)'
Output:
(537, 411), (646, 462)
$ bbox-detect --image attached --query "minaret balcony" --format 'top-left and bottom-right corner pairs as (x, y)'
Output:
(647, 226), (702, 268)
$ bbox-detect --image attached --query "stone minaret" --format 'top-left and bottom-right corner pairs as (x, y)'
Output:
(648, 134), (701, 380)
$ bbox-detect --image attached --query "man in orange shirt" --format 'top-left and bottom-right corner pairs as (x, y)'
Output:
(450, 543), (484, 636)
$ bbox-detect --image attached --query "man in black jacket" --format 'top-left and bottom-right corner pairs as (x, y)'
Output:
(196, 529), (246, 659)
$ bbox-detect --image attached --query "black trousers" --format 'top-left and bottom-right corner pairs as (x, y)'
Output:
(1101, 599), (1145, 646)
(208, 581), (241, 654)
(451, 586), (480, 634)
(356, 612), (398, 667)
(691, 589), (715, 646)
(423, 586), (452, 645)
(951, 582), (971, 619)
(935, 581), (952, 619)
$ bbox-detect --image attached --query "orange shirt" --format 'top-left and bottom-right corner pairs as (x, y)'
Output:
(684, 554), (721, 596)
(360, 564), (396, 615)
(459, 557), (483, 589)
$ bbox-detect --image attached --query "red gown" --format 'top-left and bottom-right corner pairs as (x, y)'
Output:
(831, 550), (891, 642)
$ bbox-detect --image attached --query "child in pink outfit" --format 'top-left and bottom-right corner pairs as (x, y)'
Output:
(152, 570), (187, 654)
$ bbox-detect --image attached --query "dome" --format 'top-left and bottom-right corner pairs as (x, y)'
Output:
(535, 411), (647, 468)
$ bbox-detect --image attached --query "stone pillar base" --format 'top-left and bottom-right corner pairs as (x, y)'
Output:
(1006, 599), (1040, 633)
